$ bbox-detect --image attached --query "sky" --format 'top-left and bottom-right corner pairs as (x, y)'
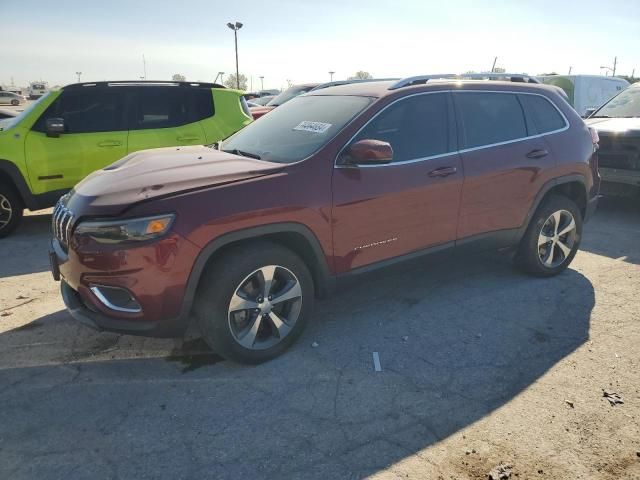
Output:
(1, 0), (639, 90)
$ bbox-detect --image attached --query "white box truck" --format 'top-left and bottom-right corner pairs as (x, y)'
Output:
(538, 75), (629, 117)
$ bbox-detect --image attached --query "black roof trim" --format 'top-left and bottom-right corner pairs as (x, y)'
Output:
(64, 80), (225, 89)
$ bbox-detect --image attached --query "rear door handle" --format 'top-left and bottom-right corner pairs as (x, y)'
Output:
(177, 135), (201, 142)
(97, 140), (122, 147)
(526, 149), (549, 159)
(428, 166), (457, 178)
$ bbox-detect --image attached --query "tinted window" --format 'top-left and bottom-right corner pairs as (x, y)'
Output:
(519, 94), (566, 134)
(455, 92), (527, 149)
(352, 93), (451, 163)
(130, 87), (213, 130)
(33, 89), (125, 133)
(222, 95), (372, 163)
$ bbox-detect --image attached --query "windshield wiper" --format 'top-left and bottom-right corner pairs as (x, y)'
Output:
(222, 148), (262, 160)
(590, 115), (610, 118)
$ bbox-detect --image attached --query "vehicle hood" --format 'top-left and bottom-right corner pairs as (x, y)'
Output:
(585, 117), (640, 136)
(69, 145), (284, 212)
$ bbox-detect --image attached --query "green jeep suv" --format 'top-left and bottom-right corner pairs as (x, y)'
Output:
(0, 81), (252, 237)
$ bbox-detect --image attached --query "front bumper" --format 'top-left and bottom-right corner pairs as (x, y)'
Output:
(599, 167), (640, 187)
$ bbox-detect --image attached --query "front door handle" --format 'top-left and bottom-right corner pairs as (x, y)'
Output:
(428, 166), (457, 178)
(177, 136), (200, 142)
(526, 149), (549, 159)
(97, 140), (122, 147)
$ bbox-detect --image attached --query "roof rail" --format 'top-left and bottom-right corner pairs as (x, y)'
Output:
(64, 80), (225, 89)
(312, 77), (400, 91)
(388, 73), (540, 90)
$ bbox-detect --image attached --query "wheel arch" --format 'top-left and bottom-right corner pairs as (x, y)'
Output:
(181, 223), (334, 318)
(0, 160), (36, 210)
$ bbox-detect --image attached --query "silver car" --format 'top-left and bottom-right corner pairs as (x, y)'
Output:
(0, 91), (24, 106)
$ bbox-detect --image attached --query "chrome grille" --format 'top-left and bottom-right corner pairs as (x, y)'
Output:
(52, 201), (75, 247)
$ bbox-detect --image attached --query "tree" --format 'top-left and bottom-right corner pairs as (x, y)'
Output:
(348, 71), (373, 80)
(172, 73), (186, 82)
(224, 73), (248, 90)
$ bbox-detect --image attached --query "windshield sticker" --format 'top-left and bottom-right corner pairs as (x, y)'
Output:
(293, 121), (332, 134)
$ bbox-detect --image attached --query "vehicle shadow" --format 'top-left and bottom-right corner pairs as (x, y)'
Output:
(0, 252), (594, 479)
(581, 196), (640, 264)
(0, 211), (51, 278)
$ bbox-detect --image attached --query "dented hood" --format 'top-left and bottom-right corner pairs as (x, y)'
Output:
(70, 145), (283, 211)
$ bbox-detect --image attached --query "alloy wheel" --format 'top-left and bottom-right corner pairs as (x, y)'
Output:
(0, 194), (12, 229)
(537, 209), (577, 268)
(227, 265), (303, 350)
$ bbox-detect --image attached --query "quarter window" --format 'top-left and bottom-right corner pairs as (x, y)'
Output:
(455, 92), (527, 149)
(519, 94), (566, 134)
(352, 93), (452, 163)
(130, 87), (214, 130)
(33, 89), (125, 133)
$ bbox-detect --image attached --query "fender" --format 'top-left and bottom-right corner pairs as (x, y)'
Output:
(177, 222), (334, 321)
(0, 160), (37, 210)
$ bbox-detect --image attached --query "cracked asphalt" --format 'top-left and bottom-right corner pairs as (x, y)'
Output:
(0, 197), (639, 479)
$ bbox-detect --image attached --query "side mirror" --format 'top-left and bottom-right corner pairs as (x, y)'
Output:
(46, 118), (65, 138)
(583, 108), (597, 118)
(343, 139), (393, 166)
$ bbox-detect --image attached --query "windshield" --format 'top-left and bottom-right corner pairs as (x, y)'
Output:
(592, 86), (640, 118)
(222, 95), (373, 163)
(0, 92), (51, 131)
(31, 84), (46, 90)
(266, 85), (317, 107)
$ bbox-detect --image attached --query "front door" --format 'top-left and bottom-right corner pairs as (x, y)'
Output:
(332, 92), (463, 272)
(25, 87), (127, 194)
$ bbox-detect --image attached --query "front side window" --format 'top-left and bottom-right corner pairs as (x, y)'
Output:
(519, 94), (566, 134)
(350, 93), (451, 163)
(592, 86), (640, 118)
(222, 95), (372, 163)
(455, 92), (527, 149)
(32, 89), (125, 133)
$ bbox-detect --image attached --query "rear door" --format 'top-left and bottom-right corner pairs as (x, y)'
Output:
(332, 92), (463, 272)
(453, 91), (559, 241)
(24, 87), (128, 194)
(126, 87), (207, 153)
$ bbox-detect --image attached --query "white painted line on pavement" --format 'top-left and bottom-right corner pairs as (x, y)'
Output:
(372, 352), (382, 372)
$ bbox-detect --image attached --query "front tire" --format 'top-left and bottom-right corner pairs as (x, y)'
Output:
(194, 242), (315, 364)
(0, 183), (24, 238)
(11, 99), (19, 106)
(515, 194), (582, 277)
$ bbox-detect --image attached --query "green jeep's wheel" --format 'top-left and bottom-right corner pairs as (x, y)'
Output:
(0, 183), (24, 238)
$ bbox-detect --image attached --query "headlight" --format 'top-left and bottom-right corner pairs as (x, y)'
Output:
(74, 214), (175, 244)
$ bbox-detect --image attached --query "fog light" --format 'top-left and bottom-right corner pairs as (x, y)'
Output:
(90, 285), (142, 313)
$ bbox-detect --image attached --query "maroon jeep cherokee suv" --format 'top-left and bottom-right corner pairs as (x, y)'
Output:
(50, 77), (599, 363)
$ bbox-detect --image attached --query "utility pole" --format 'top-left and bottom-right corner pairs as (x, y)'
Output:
(142, 54), (147, 80)
(329, 71), (335, 81)
(491, 57), (497, 73)
(75, 71), (82, 82)
(613, 56), (617, 76)
(259, 76), (264, 90)
(227, 21), (243, 89)
(568, 66), (572, 75)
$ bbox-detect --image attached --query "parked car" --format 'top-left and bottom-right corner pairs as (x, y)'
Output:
(585, 81), (640, 195)
(50, 77), (599, 364)
(0, 91), (25, 106)
(0, 80), (252, 237)
(250, 83), (320, 119)
(28, 82), (48, 100)
(251, 95), (275, 106)
(0, 109), (18, 119)
(539, 75), (629, 117)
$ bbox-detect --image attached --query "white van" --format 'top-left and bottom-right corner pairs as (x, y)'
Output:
(27, 82), (48, 100)
(538, 75), (629, 117)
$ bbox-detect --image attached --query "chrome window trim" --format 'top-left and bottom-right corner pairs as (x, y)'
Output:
(334, 89), (570, 169)
(90, 286), (142, 314)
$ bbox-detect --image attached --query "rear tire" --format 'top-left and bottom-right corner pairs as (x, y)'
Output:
(194, 242), (315, 364)
(0, 183), (24, 238)
(11, 99), (19, 106)
(515, 194), (582, 277)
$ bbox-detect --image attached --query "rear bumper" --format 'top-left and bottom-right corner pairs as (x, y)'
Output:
(61, 280), (188, 338)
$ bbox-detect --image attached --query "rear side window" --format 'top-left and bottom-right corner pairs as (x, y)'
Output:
(519, 94), (566, 134)
(33, 89), (125, 133)
(454, 92), (527, 149)
(354, 92), (452, 163)
(130, 87), (214, 130)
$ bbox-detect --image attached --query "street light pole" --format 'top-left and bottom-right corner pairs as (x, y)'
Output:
(260, 76), (264, 90)
(75, 71), (82, 83)
(227, 21), (243, 89)
(329, 71), (335, 81)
